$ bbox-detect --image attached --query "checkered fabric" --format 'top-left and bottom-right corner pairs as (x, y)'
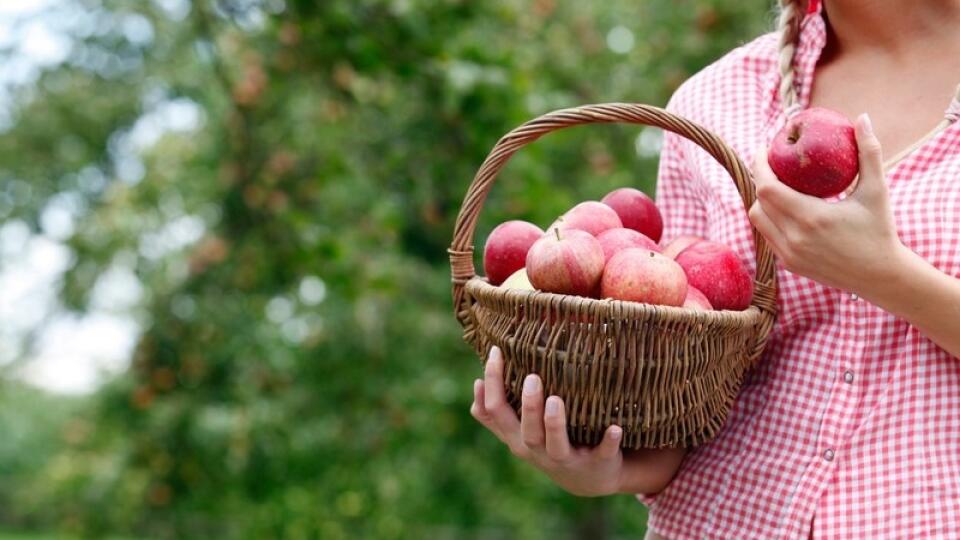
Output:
(640, 3), (960, 539)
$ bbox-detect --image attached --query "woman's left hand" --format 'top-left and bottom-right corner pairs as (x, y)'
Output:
(748, 113), (909, 295)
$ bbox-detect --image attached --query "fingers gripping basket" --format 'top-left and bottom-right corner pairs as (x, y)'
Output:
(449, 104), (778, 449)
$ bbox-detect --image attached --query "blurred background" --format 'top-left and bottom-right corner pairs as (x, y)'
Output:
(0, 1), (769, 538)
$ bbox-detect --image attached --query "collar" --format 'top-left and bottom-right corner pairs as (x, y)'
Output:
(946, 90), (960, 123)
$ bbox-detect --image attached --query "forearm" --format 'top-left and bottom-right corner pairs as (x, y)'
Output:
(617, 447), (687, 495)
(859, 244), (960, 359)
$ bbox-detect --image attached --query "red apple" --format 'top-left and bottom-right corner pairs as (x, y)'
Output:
(601, 188), (664, 242)
(768, 107), (859, 198)
(675, 241), (753, 311)
(661, 235), (704, 260)
(682, 285), (713, 311)
(483, 220), (544, 286)
(526, 228), (605, 297)
(548, 201), (622, 237)
(597, 228), (660, 263)
(600, 248), (687, 306)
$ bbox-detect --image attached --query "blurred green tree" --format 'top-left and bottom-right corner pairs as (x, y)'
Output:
(0, 0), (769, 538)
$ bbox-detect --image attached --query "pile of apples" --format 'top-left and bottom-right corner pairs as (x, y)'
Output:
(482, 106), (864, 312)
(483, 188), (753, 311)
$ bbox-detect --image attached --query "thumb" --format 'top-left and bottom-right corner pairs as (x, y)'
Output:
(852, 113), (886, 200)
(594, 425), (623, 460)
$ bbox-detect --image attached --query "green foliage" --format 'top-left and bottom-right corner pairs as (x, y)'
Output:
(1, 0), (770, 538)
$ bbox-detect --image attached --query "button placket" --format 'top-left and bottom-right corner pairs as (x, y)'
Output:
(817, 291), (862, 467)
(842, 291), (863, 387)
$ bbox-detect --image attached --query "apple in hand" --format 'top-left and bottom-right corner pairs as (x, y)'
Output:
(661, 235), (704, 260)
(675, 241), (753, 310)
(597, 228), (660, 263)
(501, 268), (535, 290)
(526, 228), (605, 297)
(600, 248), (687, 306)
(768, 107), (859, 198)
(548, 201), (622, 237)
(601, 188), (664, 242)
(682, 285), (713, 311)
(483, 220), (544, 286)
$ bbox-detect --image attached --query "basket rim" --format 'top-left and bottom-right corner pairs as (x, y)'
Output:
(465, 277), (763, 327)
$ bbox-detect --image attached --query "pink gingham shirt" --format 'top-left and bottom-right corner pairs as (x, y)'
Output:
(643, 2), (960, 539)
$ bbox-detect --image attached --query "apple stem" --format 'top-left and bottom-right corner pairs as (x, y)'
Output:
(788, 124), (801, 144)
(554, 228), (561, 241)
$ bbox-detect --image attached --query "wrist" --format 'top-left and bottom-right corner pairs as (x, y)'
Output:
(856, 241), (927, 308)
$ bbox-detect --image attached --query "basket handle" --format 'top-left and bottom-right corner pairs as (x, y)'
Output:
(448, 104), (777, 351)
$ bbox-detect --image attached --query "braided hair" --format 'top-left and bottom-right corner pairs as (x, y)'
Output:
(776, 0), (803, 108)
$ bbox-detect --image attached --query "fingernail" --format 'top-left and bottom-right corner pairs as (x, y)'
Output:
(474, 379), (482, 393)
(610, 426), (622, 441)
(860, 113), (874, 137)
(489, 345), (501, 359)
(545, 396), (559, 416)
(523, 375), (540, 396)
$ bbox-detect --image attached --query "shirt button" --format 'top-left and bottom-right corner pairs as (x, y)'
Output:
(850, 293), (859, 301)
(823, 449), (835, 462)
(843, 371), (855, 384)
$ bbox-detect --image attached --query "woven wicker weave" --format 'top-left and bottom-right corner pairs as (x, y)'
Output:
(449, 104), (778, 449)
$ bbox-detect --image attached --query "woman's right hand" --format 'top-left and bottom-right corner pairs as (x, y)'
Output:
(470, 346), (687, 498)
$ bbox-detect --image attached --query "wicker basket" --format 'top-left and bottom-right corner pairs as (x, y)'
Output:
(449, 103), (778, 449)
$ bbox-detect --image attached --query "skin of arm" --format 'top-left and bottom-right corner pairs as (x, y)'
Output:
(749, 113), (960, 358)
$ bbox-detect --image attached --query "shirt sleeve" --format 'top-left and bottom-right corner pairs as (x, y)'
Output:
(655, 123), (709, 243)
